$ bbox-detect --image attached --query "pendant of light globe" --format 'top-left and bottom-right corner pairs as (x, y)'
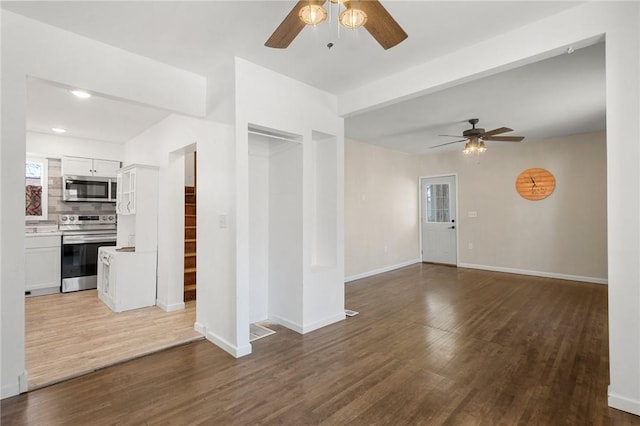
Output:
(299, 0), (367, 29)
(299, 4), (328, 26)
(339, 7), (367, 29)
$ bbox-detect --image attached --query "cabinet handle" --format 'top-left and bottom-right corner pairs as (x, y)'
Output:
(127, 201), (131, 211)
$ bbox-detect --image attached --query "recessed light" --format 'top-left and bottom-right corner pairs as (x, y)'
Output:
(51, 127), (67, 133)
(70, 89), (91, 99)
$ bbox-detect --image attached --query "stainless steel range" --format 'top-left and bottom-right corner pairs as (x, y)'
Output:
(59, 214), (117, 292)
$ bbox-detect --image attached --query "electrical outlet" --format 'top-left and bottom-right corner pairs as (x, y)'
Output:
(468, 211), (478, 218)
(384, 245), (388, 253)
(468, 242), (473, 249)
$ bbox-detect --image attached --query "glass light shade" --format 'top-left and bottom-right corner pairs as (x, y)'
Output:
(477, 141), (487, 153)
(299, 4), (328, 26)
(329, 0), (344, 3)
(339, 7), (367, 29)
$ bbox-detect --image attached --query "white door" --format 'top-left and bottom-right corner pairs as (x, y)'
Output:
(420, 175), (457, 264)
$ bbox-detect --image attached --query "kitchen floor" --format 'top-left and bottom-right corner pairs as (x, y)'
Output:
(26, 290), (202, 389)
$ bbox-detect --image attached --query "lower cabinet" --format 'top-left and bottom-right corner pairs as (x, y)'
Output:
(25, 234), (61, 296)
(97, 247), (157, 312)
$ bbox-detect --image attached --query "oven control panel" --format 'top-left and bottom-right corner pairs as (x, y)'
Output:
(59, 214), (116, 225)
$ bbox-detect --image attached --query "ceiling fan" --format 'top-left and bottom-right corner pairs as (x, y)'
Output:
(265, 0), (408, 50)
(430, 118), (525, 154)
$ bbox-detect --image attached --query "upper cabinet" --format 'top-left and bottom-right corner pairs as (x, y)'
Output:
(62, 156), (121, 178)
(116, 167), (136, 215)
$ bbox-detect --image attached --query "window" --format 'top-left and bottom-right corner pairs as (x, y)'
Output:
(25, 156), (48, 220)
(425, 183), (450, 223)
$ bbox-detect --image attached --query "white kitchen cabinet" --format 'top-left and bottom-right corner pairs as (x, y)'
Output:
(62, 156), (121, 178)
(116, 167), (136, 215)
(97, 247), (156, 312)
(116, 164), (158, 252)
(25, 233), (61, 296)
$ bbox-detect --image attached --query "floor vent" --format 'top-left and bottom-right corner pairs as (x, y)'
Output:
(250, 323), (276, 342)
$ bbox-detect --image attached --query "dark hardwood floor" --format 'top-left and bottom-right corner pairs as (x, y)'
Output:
(3, 264), (640, 425)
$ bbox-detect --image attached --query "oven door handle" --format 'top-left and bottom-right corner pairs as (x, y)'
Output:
(63, 235), (117, 244)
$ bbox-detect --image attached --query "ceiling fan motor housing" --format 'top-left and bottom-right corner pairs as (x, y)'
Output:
(463, 128), (485, 138)
(462, 118), (484, 138)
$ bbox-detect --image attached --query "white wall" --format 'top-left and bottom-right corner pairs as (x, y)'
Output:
(339, 2), (640, 414)
(124, 114), (234, 324)
(268, 142), (304, 327)
(184, 152), (195, 187)
(26, 132), (124, 161)
(248, 136), (270, 323)
(420, 131), (607, 282)
(235, 58), (345, 343)
(1, 10), (206, 398)
(344, 139), (421, 280)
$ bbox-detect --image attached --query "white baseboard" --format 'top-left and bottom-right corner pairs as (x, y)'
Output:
(156, 300), (185, 312)
(194, 321), (206, 335)
(301, 312), (346, 334)
(1, 370), (28, 399)
(269, 312), (346, 334)
(458, 263), (608, 285)
(1, 382), (20, 399)
(269, 314), (303, 334)
(205, 329), (252, 358)
(345, 258), (421, 283)
(609, 387), (640, 416)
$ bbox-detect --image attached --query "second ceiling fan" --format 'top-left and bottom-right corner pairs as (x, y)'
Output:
(265, 0), (407, 50)
(431, 119), (525, 154)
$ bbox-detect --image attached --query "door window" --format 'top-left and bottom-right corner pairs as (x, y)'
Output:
(425, 184), (450, 223)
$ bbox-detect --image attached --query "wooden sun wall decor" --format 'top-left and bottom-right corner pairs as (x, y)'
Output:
(515, 168), (556, 201)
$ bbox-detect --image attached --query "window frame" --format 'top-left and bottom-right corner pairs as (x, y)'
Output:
(25, 155), (49, 221)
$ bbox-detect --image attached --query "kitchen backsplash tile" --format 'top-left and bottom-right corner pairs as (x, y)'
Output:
(26, 158), (115, 226)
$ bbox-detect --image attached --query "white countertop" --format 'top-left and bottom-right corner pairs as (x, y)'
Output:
(25, 231), (62, 237)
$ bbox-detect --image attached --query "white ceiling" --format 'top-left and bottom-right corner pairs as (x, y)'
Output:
(26, 78), (171, 143)
(7, 1), (605, 150)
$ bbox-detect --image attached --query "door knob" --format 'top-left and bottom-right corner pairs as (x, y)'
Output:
(448, 226), (456, 229)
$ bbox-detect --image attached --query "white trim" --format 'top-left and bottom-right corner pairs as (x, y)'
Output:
(458, 262), (608, 285)
(345, 258), (421, 283)
(418, 174), (459, 266)
(608, 387), (640, 416)
(1, 371), (26, 398)
(205, 329), (252, 358)
(156, 300), (185, 312)
(1, 383), (20, 399)
(194, 321), (206, 335)
(19, 372), (28, 393)
(301, 313), (346, 334)
(269, 314), (303, 334)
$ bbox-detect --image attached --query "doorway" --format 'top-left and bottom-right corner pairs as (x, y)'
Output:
(420, 175), (458, 265)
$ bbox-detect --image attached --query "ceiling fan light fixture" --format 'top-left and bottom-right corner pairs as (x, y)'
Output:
(339, 7), (367, 29)
(462, 137), (486, 155)
(299, 4), (328, 26)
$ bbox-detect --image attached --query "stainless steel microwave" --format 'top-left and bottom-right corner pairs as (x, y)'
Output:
(63, 175), (117, 203)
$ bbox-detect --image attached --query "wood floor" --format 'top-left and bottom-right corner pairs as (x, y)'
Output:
(24, 290), (201, 389)
(4, 264), (640, 425)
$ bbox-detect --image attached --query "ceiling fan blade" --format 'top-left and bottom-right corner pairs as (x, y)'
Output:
(481, 127), (513, 137)
(265, 0), (327, 48)
(438, 134), (464, 138)
(345, 0), (408, 50)
(430, 139), (466, 149)
(483, 135), (525, 142)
